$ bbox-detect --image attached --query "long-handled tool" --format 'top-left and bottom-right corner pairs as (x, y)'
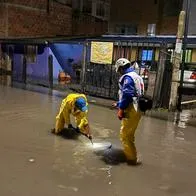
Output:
(78, 130), (93, 145)
(73, 127), (93, 145)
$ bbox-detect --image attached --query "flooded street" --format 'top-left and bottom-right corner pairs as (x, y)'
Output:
(0, 86), (196, 196)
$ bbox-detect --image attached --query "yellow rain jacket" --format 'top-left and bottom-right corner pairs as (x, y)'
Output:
(55, 93), (89, 134)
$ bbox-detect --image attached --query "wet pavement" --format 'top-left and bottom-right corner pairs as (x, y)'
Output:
(0, 85), (196, 196)
(12, 82), (196, 127)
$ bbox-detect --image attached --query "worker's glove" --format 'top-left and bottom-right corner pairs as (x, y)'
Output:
(75, 127), (81, 133)
(84, 124), (92, 137)
(112, 102), (117, 108)
(117, 109), (124, 120)
(68, 124), (74, 129)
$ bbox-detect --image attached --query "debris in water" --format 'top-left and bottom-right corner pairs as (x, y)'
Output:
(159, 185), (170, 190)
(99, 167), (110, 171)
(58, 185), (78, 192)
(176, 137), (185, 141)
(99, 166), (112, 171)
(58, 185), (66, 189)
(28, 158), (35, 163)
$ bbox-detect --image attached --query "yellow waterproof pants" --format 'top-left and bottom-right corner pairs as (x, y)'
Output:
(120, 104), (141, 161)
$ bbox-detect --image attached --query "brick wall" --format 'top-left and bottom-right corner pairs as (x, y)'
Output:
(0, 0), (72, 38)
(160, 16), (178, 35)
(5, 0), (47, 9)
(0, 4), (7, 37)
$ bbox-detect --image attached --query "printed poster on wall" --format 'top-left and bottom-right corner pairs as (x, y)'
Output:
(90, 42), (113, 64)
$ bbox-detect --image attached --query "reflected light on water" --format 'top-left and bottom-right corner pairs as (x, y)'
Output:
(174, 110), (192, 129)
(85, 142), (112, 150)
(92, 143), (104, 148)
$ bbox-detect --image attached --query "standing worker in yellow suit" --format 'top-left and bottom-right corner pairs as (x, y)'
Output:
(52, 93), (92, 139)
(113, 58), (144, 165)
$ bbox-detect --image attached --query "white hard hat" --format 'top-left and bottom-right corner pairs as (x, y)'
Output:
(115, 58), (131, 72)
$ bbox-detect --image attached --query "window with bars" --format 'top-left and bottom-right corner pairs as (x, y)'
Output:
(96, 1), (105, 17)
(94, 0), (110, 20)
(141, 49), (154, 61)
(115, 24), (137, 35)
(83, 0), (92, 13)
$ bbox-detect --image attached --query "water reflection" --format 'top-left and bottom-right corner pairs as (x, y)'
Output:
(174, 110), (192, 129)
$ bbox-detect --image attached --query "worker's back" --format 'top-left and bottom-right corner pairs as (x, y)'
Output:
(62, 93), (87, 111)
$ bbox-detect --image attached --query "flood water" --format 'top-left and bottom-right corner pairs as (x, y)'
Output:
(0, 85), (196, 196)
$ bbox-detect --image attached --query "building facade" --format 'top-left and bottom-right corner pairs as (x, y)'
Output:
(71, 0), (110, 35)
(0, 0), (72, 38)
(109, 0), (184, 36)
(0, 0), (110, 38)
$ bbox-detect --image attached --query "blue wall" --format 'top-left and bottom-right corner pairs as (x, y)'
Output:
(2, 43), (84, 84)
(49, 43), (84, 79)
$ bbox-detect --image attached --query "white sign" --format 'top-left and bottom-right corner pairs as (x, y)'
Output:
(175, 39), (182, 54)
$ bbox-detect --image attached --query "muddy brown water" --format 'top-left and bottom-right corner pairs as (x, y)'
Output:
(0, 85), (196, 196)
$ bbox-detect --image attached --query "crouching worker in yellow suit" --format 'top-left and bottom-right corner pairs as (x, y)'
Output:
(51, 93), (92, 139)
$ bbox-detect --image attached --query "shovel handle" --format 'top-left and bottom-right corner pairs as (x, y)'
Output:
(77, 129), (93, 145)
(72, 127), (91, 139)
